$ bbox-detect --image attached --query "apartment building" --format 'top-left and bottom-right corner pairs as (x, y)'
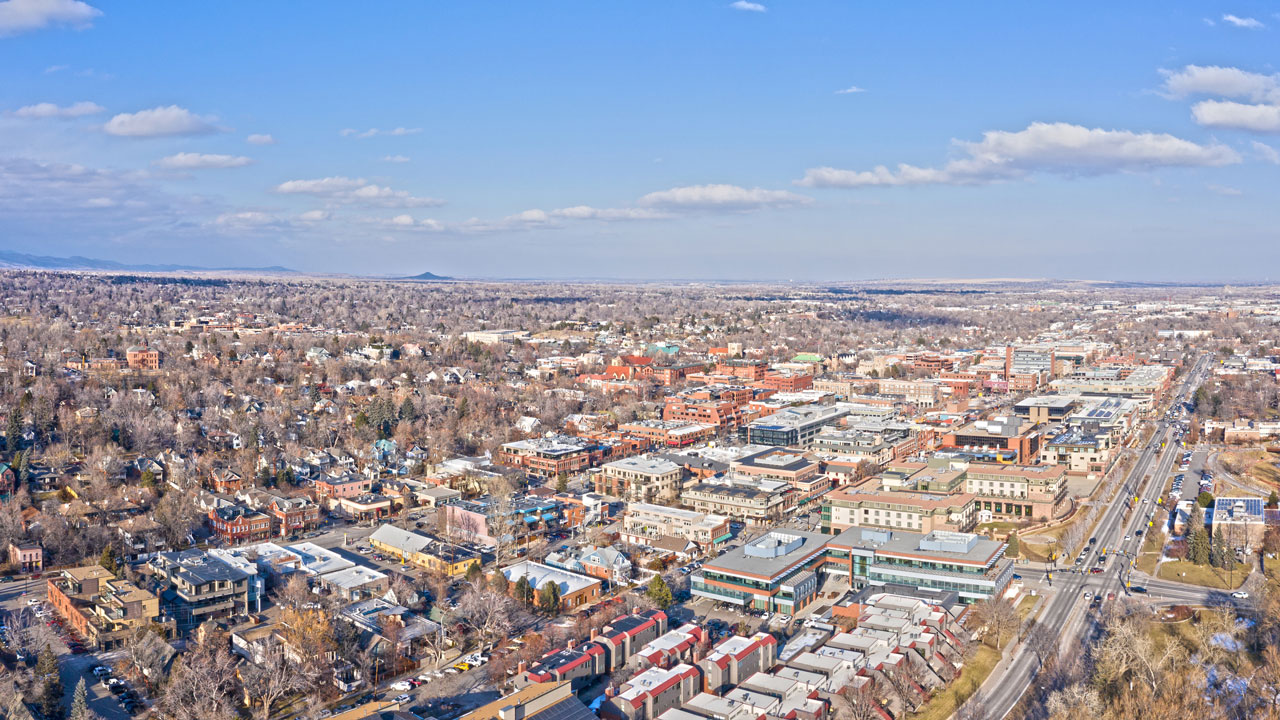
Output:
(146, 549), (252, 632)
(662, 395), (751, 431)
(681, 476), (793, 525)
(619, 502), (732, 550)
(730, 449), (831, 511)
(600, 663), (702, 720)
(207, 505), (273, 544)
(46, 565), (162, 650)
(596, 456), (684, 503)
(821, 488), (977, 534)
(963, 462), (1068, 520)
(876, 378), (941, 407)
(617, 420), (715, 448)
(497, 435), (607, 478)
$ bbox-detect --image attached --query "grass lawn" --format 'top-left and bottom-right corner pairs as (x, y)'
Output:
(1016, 594), (1039, 622)
(1156, 560), (1247, 590)
(1134, 529), (1166, 574)
(976, 521), (1019, 533)
(906, 643), (1001, 720)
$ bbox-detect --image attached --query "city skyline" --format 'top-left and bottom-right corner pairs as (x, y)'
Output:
(3, 1), (1280, 280)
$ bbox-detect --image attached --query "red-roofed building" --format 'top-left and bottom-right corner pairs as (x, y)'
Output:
(698, 632), (778, 694)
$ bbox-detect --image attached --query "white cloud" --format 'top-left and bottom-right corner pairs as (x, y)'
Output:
(153, 152), (253, 170)
(1207, 183), (1243, 196)
(797, 121), (1240, 188)
(84, 196), (114, 207)
(298, 209), (331, 222)
(638, 183), (811, 210)
(1191, 100), (1280, 132)
(103, 105), (219, 137)
(730, 1), (766, 11)
(339, 127), (422, 138)
(1160, 65), (1280, 104)
(0, 0), (100, 37)
(10, 100), (103, 118)
(389, 214), (416, 226)
(835, 86), (866, 95)
(246, 133), (276, 145)
(1222, 13), (1264, 28)
(274, 175), (444, 208)
(1253, 141), (1280, 164)
(43, 64), (67, 73)
(276, 176), (366, 194)
(383, 154), (410, 163)
(214, 211), (279, 228)
(550, 205), (669, 221)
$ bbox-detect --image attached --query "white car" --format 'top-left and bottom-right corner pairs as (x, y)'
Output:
(390, 681), (412, 692)
(1231, 591), (1249, 599)
(393, 694), (411, 705)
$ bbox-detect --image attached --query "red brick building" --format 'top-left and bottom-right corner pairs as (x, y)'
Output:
(208, 506), (272, 544)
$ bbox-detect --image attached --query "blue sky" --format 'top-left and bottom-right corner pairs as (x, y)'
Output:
(1, 1), (1279, 280)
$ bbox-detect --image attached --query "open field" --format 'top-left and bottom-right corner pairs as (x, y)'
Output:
(1156, 560), (1248, 590)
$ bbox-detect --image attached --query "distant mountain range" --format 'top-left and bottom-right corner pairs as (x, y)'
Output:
(401, 271), (452, 281)
(0, 250), (295, 274)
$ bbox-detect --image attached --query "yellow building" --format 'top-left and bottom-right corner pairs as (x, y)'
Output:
(369, 524), (481, 577)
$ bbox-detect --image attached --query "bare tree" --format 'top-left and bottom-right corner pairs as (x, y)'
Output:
(239, 643), (315, 720)
(156, 643), (240, 720)
(1026, 620), (1058, 668)
(450, 587), (515, 647)
(968, 597), (1018, 650)
(829, 683), (882, 720)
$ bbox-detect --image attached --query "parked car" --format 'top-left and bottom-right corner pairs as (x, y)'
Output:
(390, 681), (412, 692)
(393, 694), (412, 705)
(1232, 591), (1250, 599)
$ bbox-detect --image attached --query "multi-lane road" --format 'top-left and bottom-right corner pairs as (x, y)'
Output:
(970, 352), (1221, 719)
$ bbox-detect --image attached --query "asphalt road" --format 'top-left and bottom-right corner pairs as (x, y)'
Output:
(967, 353), (1216, 719)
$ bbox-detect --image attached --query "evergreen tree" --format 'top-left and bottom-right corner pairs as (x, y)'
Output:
(1189, 528), (1211, 565)
(36, 644), (58, 678)
(140, 468), (156, 489)
(537, 581), (561, 613)
(1212, 528), (1234, 570)
(398, 397), (417, 422)
(99, 547), (117, 574)
(5, 409), (20, 453)
(647, 575), (674, 610)
(489, 570), (510, 595)
(513, 576), (533, 606)
(70, 678), (88, 720)
(556, 475), (568, 493)
(1269, 491), (1279, 509)
(37, 645), (64, 720)
(1005, 532), (1020, 558)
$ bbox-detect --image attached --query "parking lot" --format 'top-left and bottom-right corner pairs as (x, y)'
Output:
(0, 580), (143, 720)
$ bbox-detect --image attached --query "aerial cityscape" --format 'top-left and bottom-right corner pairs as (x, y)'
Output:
(4, 3), (1280, 720)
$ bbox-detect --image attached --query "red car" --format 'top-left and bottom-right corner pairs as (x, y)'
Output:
(1089, 568), (1104, 574)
